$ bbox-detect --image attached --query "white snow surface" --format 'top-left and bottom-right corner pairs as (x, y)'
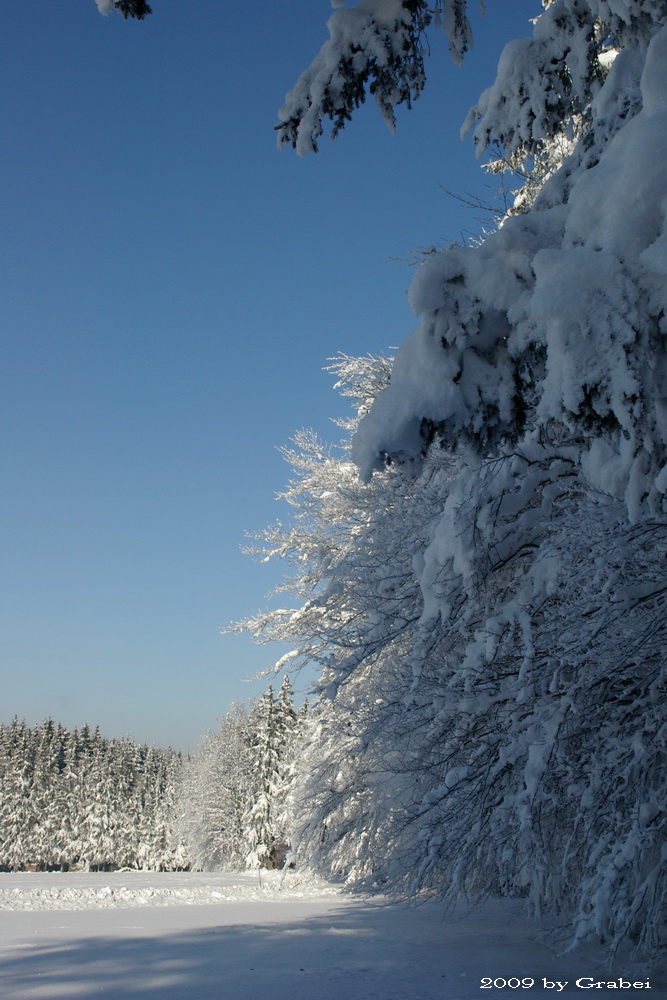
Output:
(0, 870), (340, 912)
(0, 872), (663, 999)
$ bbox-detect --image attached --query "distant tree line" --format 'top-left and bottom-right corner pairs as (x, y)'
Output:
(0, 718), (186, 871)
(0, 678), (303, 873)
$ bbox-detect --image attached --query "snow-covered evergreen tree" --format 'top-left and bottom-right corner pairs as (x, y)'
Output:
(243, 680), (300, 869)
(0, 720), (34, 871)
(244, 686), (283, 870)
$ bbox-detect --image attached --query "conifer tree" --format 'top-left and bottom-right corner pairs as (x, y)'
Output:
(244, 686), (283, 869)
(177, 683), (302, 871)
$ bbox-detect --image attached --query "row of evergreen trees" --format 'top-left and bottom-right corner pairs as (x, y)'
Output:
(0, 678), (303, 873)
(0, 718), (185, 871)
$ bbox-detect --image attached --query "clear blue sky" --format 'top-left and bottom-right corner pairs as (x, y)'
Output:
(1, 0), (539, 751)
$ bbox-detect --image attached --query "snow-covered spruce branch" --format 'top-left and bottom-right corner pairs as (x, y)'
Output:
(276, 1), (446, 155)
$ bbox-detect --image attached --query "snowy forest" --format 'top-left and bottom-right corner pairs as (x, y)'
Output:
(0, 718), (185, 872)
(0, 678), (302, 876)
(9, 0), (664, 965)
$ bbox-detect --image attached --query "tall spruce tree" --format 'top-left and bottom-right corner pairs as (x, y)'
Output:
(244, 681), (300, 870)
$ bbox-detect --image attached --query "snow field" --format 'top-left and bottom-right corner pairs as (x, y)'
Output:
(0, 872), (664, 1000)
(0, 870), (338, 911)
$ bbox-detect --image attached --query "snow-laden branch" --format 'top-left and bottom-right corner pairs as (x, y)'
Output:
(276, 0), (473, 154)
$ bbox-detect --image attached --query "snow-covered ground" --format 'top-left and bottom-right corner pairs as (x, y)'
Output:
(0, 871), (663, 999)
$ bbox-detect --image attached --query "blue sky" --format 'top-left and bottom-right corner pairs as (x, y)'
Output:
(2, 0), (539, 751)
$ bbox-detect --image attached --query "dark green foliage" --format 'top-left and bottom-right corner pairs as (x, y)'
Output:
(114, 0), (152, 20)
